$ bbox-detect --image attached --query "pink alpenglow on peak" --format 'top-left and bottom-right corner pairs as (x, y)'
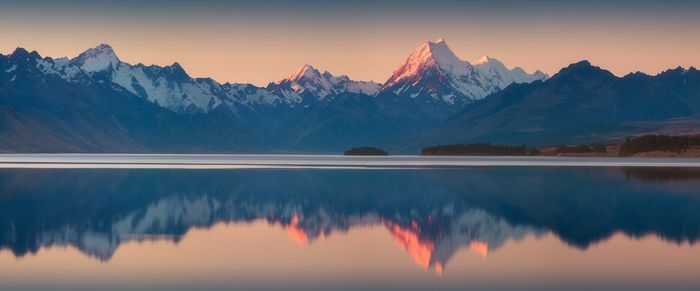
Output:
(286, 64), (324, 83)
(379, 38), (548, 105)
(383, 38), (466, 88)
(14, 41), (546, 115)
(473, 54), (491, 65)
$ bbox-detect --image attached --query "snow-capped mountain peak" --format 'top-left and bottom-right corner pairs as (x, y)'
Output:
(324, 72), (381, 95)
(411, 38), (457, 63)
(3, 41), (545, 116)
(424, 38), (463, 67)
(287, 64), (323, 82)
(472, 56), (549, 84)
(271, 64), (380, 101)
(473, 54), (491, 65)
(277, 64), (335, 100)
(384, 38), (466, 88)
(71, 43), (120, 72)
(379, 38), (547, 105)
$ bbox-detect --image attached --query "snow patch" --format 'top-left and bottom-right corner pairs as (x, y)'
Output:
(4, 64), (17, 73)
(274, 65), (381, 100)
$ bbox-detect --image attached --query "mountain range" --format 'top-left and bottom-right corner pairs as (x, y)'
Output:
(429, 61), (700, 146)
(0, 39), (698, 153)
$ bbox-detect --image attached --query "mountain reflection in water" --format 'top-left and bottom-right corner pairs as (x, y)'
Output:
(1, 167), (700, 275)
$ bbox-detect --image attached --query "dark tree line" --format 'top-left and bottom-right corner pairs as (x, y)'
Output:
(619, 135), (700, 156)
(623, 167), (700, 182)
(556, 144), (607, 154)
(421, 143), (540, 156)
(344, 147), (389, 156)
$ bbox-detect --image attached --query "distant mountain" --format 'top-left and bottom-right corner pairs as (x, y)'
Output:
(1, 41), (552, 152)
(0, 47), (267, 152)
(5, 42), (698, 152)
(273, 39), (551, 150)
(37, 44), (292, 113)
(427, 61), (700, 146)
(378, 38), (547, 107)
(268, 64), (380, 103)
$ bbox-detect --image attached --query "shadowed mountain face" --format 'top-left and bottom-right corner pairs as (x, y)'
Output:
(1, 44), (699, 152)
(0, 41), (549, 153)
(429, 62), (700, 146)
(1, 167), (699, 272)
(0, 48), (269, 152)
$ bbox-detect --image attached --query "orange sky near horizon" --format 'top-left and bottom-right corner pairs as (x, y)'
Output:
(1, 2), (698, 86)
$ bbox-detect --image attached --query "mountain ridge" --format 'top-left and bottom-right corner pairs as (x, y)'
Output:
(378, 38), (548, 106)
(1, 42), (698, 153)
(423, 60), (700, 147)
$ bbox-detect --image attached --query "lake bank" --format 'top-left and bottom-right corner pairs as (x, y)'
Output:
(1, 154), (700, 169)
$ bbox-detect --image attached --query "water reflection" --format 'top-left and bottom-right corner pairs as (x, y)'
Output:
(623, 167), (700, 182)
(1, 167), (700, 274)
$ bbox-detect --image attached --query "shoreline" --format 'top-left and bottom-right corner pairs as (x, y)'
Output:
(1, 154), (700, 169)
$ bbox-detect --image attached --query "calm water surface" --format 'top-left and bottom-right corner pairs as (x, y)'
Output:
(1, 156), (700, 290)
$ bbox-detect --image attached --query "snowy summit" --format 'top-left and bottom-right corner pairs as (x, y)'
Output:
(379, 38), (548, 105)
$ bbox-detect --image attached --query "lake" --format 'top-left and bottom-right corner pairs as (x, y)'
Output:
(1, 155), (700, 290)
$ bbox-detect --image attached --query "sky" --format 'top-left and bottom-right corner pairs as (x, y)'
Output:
(0, 0), (699, 86)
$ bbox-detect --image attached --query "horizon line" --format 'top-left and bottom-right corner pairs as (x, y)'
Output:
(3, 41), (697, 86)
